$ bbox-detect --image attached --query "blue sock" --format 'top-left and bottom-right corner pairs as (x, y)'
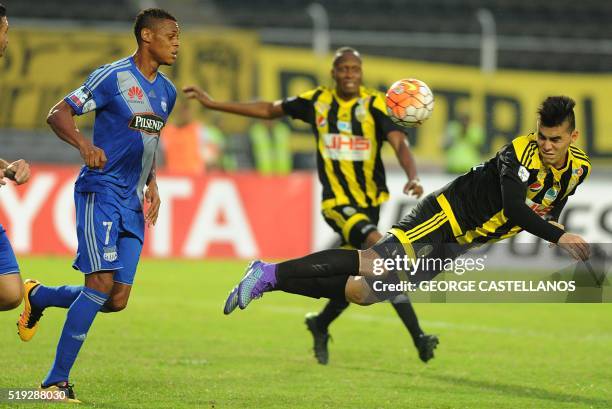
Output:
(30, 285), (83, 309)
(42, 287), (109, 386)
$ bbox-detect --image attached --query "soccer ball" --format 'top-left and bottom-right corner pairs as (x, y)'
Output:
(385, 79), (434, 128)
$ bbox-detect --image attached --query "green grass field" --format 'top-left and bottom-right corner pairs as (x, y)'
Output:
(1, 256), (611, 408)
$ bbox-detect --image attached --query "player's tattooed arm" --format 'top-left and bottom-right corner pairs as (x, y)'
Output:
(47, 100), (107, 170)
(386, 131), (423, 198)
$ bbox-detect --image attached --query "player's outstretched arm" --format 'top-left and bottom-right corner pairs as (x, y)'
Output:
(47, 100), (107, 170)
(501, 175), (590, 260)
(182, 85), (285, 120)
(386, 131), (423, 198)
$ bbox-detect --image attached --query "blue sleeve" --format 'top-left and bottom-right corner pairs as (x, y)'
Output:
(64, 65), (117, 115)
(166, 81), (177, 116)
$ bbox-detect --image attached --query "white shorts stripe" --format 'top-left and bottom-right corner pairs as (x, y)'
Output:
(89, 193), (102, 271)
(84, 194), (97, 272)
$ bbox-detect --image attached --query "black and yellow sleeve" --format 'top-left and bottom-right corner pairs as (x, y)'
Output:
(497, 139), (531, 187)
(281, 87), (322, 124)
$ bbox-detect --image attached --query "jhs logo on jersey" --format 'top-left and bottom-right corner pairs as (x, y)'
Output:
(129, 113), (166, 135)
(322, 133), (371, 161)
(68, 86), (93, 108)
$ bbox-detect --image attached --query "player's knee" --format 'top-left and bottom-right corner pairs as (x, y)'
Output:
(85, 271), (115, 294)
(104, 297), (128, 312)
(345, 279), (375, 306)
(0, 293), (23, 311)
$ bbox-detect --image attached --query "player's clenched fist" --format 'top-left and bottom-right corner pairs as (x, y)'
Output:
(403, 179), (424, 199)
(5, 159), (31, 185)
(79, 141), (107, 170)
(182, 85), (214, 107)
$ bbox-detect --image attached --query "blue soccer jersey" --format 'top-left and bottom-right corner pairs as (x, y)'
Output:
(64, 56), (177, 210)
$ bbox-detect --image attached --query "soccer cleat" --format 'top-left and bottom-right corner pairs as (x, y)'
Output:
(17, 279), (44, 342)
(305, 312), (330, 365)
(237, 260), (276, 310)
(416, 334), (439, 363)
(223, 285), (240, 315)
(41, 381), (81, 403)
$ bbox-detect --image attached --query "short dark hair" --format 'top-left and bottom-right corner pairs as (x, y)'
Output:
(538, 96), (576, 132)
(0, 3), (6, 18)
(332, 46), (361, 67)
(133, 8), (176, 43)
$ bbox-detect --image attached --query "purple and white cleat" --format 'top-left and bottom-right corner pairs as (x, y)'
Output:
(237, 260), (277, 310)
(223, 285), (240, 315)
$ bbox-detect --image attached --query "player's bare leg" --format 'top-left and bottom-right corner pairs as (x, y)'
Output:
(0, 273), (23, 311)
(101, 282), (132, 313)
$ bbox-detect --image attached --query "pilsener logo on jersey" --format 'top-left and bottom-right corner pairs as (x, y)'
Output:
(129, 113), (166, 135)
(322, 133), (371, 161)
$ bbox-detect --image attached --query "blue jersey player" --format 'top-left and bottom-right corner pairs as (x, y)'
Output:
(16, 8), (179, 401)
(0, 3), (34, 312)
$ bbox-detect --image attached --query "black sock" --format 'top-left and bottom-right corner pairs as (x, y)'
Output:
(316, 298), (350, 332)
(277, 275), (349, 300)
(276, 249), (359, 281)
(391, 296), (424, 344)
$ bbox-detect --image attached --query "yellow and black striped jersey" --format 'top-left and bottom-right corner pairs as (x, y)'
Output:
(282, 86), (404, 210)
(432, 134), (591, 245)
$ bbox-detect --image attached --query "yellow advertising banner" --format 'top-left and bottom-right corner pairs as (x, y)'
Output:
(259, 46), (612, 163)
(2, 30), (612, 164)
(0, 28), (257, 133)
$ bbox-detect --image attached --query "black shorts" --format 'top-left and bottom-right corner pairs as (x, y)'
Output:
(322, 205), (380, 249)
(365, 194), (466, 300)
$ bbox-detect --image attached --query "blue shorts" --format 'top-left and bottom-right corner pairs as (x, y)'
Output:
(0, 224), (20, 276)
(72, 192), (144, 285)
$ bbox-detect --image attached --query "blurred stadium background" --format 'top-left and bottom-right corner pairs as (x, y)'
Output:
(1, 1), (612, 408)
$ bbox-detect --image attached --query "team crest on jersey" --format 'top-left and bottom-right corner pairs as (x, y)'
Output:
(573, 167), (583, 177)
(103, 246), (118, 262)
(68, 86), (93, 108)
(528, 181), (543, 192)
(315, 101), (330, 115)
(355, 98), (368, 122)
(129, 113), (166, 135)
(161, 100), (168, 113)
